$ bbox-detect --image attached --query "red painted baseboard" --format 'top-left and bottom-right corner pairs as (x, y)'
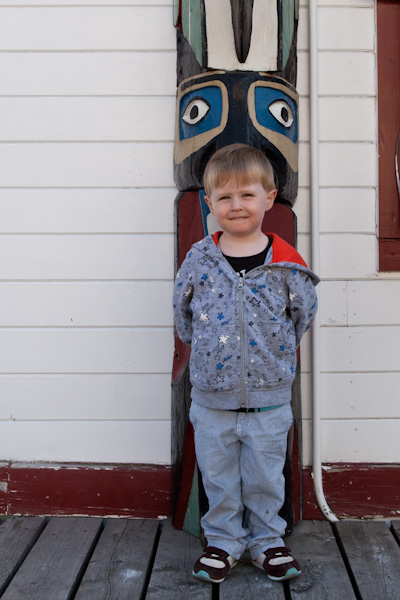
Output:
(0, 462), (172, 518)
(303, 464), (400, 520)
(1, 462), (399, 520)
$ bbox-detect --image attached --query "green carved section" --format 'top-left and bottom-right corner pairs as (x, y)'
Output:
(181, 0), (203, 66)
(282, 0), (296, 70)
(182, 463), (201, 537)
(173, 0), (180, 27)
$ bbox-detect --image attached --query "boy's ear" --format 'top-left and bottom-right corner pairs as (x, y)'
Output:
(265, 189), (277, 212)
(205, 195), (215, 214)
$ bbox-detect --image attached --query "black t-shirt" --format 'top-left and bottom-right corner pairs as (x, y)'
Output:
(223, 237), (273, 273)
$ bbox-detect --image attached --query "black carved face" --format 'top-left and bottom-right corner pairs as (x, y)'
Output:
(174, 71), (299, 205)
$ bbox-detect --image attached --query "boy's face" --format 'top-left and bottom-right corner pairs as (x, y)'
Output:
(205, 177), (276, 240)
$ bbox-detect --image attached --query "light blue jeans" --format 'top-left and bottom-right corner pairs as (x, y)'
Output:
(189, 401), (293, 561)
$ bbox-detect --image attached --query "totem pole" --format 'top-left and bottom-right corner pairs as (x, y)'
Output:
(172, 0), (301, 537)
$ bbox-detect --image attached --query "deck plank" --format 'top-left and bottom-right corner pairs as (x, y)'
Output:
(391, 520), (400, 543)
(74, 518), (159, 600)
(0, 517), (46, 596)
(219, 558), (286, 599)
(1, 517), (103, 600)
(336, 520), (400, 600)
(288, 520), (356, 599)
(146, 520), (211, 599)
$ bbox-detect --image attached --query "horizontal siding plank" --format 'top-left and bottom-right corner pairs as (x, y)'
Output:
(0, 53), (176, 96)
(299, 328), (313, 373)
(300, 97), (375, 142)
(318, 52), (376, 96)
(0, 0), (173, 4)
(0, 143), (175, 188)
(0, 97), (175, 142)
(299, 96), (309, 141)
(320, 143), (376, 188)
(319, 373), (400, 420)
(0, 7), (175, 51)
(296, 188), (376, 235)
(0, 282), (174, 326)
(0, 420), (171, 463)
(319, 281), (347, 326)
(297, 51), (376, 97)
(0, 328), (174, 374)
(348, 281), (400, 325)
(320, 234), (376, 279)
(0, 235), (174, 280)
(301, 373), (400, 421)
(315, 1), (375, 6)
(298, 142), (310, 187)
(319, 188), (376, 234)
(0, 374), (172, 420)
(296, 52), (310, 96)
(319, 98), (375, 141)
(297, 6), (308, 51)
(303, 418), (400, 464)
(0, 189), (175, 234)
(321, 326), (400, 372)
(318, 7), (374, 50)
(298, 6), (375, 52)
(296, 232), (311, 269)
(292, 187), (310, 234)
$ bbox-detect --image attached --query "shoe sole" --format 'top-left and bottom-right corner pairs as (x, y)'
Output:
(252, 560), (301, 581)
(193, 559), (238, 584)
(192, 569), (226, 584)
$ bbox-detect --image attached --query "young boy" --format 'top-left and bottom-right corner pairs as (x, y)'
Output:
(173, 143), (319, 584)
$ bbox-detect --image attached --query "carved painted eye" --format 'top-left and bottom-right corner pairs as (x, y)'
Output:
(182, 98), (210, 125)
(268, 101), (294, 128)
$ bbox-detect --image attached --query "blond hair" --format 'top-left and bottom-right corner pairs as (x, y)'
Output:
(203, 143), (276, 197)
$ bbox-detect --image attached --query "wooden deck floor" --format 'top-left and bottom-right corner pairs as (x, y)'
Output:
(0, 517), (400, 599)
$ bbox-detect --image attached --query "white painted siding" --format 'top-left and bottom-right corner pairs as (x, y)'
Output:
(1, 0), (398, 470)
(0, 1), (176, 465)
(298, 0), (400, 466)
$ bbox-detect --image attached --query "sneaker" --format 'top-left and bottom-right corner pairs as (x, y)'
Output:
(193, 546), (238, 583)
(252, 546), (301, 581)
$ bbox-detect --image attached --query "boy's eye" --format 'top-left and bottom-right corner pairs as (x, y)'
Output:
(268, 100), (294, 128)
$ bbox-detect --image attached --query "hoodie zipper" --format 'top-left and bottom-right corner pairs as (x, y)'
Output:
(237, 269), (246, 408)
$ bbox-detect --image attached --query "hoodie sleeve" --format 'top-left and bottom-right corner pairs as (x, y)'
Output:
(286, 267), (319, 347)
(173, 250), (195, 345)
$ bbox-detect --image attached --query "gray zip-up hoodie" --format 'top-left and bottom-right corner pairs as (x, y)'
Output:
(173, 232), (319, 410)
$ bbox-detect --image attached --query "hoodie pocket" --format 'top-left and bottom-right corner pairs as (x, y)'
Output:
(190, 324), (240, 391)
(247, 320), (296, 388)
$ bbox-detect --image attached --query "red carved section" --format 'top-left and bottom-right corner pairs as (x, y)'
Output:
(172, 422), (196, 529)
(177, 191), (204, 266)
(262, 202), (296, 247)
(172, 335), (191, 381)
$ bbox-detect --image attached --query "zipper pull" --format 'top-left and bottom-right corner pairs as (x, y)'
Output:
(237, 269), (246, 289)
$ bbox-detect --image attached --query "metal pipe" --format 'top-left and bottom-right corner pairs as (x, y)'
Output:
(309, 0), (338, 522)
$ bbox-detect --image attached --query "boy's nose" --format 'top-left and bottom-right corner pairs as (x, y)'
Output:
(231, 196), (243, 210)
